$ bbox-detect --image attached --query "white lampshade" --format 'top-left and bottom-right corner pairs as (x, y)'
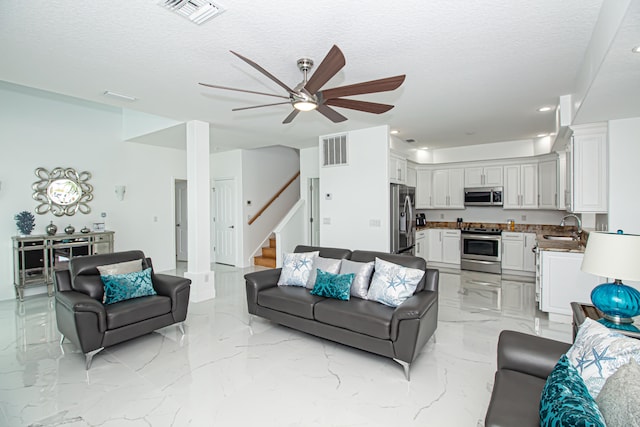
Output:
(581, 231), (640, 281)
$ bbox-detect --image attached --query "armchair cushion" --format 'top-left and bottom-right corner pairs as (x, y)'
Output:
(106, 295), (172, 329)
(96, 259), (142, 276)
(101, 268), (157, 304)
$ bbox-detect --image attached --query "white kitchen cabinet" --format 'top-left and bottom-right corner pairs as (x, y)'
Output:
(539, 250), (602, 317)
(538, 158), (558, 209)
(426, 229), (460, 266)
(427, 229), (443, 262)
(464, 165), (503, 187)
(569, 123), (608, 213)
(433, 168), (464, 209)
(502, 232), (537, 274)
(503, 163), (538, 209)
(407, 163), (417, 188)
(415, 169), (433, 209)
(522, 233), (536, 272)
(442, 230), (461, 264)
(502, 232), (524, 271)
(389, 152), (407, 184)
(415, 230), (427, 260)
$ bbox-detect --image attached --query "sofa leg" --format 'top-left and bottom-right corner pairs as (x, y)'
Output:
(393, 358), (411, 381)
(85, 347), (104, 370)
(59, 334), (65, 345)
(178, 322), (185, 335)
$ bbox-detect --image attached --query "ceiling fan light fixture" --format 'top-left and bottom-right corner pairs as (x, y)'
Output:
(293, 100), (317, 111)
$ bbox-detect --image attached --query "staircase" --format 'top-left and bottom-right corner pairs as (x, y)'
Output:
(254, 237), (276, 268)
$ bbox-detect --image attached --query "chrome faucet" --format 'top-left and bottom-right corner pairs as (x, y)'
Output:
(560, 214), (582, 235)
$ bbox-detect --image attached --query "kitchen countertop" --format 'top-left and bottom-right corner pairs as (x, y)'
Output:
(416, 221), (587, 253)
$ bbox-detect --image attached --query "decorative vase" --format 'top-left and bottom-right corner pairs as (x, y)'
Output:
(81, 226), (90, 234)
(46, 221), (57, 236)
(14, 211), (36, 235)
(65, 225), (75, 235)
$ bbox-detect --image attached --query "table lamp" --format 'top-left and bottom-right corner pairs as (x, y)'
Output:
(581, 230), (640, 326)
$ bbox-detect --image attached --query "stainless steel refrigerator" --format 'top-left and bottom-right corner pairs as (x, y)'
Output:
(390, 184), (416, 255)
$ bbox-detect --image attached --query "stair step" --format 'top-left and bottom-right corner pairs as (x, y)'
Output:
(269, 237), (276, 248)
(254, 256), (276, 268)
(262, 247), (276, 258)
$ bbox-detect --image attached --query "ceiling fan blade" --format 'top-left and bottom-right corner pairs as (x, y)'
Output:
(317, 104), (348, 123)
(303, 45), (346, 95)
(320, 75), (406, 100)
(230, 50), (296, 95)
(199, 83), (289, 100)
(324, 98), (394, 114)
(282, 110), (300, 124)
(232, 102), (292, 111)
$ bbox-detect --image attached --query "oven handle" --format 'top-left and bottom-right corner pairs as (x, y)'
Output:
(461, 234), (502, 241)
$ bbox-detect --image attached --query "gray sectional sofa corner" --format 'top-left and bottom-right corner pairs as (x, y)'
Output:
(244, 245), (439, 380)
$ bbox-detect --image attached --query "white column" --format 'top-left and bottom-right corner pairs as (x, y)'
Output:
(184, 120), (215, 301)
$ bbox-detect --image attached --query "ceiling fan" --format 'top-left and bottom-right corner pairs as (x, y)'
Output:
(199, 45), (405, 124)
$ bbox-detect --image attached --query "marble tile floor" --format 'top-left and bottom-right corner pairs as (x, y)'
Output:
(0, 265), (572, 427)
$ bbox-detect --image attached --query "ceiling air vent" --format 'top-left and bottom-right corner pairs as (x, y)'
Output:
(322, 134), (348, 167)
(159, 0), (226, 25)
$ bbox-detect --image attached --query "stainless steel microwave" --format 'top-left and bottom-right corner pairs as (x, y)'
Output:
(464, 187), (503, 206)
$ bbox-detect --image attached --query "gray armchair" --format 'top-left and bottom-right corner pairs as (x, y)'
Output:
(54, 250), (191, 369)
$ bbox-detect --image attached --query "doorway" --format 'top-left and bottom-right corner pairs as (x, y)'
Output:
(175, 179), (188, 262)
(309, 178), (320, 246)
(213, 178), (237, 266)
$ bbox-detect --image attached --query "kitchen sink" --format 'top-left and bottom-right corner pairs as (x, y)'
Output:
(542, 235), (578, 241)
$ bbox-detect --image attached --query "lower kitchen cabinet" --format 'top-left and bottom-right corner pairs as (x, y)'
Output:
(502, 232), (536, 275)
(426, 229), (460, 266)
(415, 230), (427, 260)
(539, 250), (602, 319)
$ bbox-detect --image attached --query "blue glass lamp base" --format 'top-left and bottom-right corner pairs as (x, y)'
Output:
(591, 281), (640, 325)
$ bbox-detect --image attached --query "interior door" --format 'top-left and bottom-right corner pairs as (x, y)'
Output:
(175, 179), (188, 262)
(214, 178), (236, 266)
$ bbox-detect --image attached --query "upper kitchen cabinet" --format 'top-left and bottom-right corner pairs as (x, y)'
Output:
(464, 165), (503, 187)
(567, 123), (608, 213)
(538, 156), (558, 210)
(503, 163), (538, 209)
(389, 152), (407, 184)
(407, 162), (417, 188)
(432, 168), (465, 209)
(415, 169), (433, 209)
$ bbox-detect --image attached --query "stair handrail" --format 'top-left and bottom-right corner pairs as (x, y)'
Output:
(248, 171), (300, 225)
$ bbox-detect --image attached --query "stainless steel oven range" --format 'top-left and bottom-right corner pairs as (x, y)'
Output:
(460, 228), (502, 274)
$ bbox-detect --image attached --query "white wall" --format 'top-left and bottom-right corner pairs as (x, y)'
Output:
(0, 82), (187, 301)
(319, 125), (390, 251)
(432, 139), (536, 163)
(241, 146), (300, 267)
(608, 117), (640, 234)
(418, 207), (567, 227)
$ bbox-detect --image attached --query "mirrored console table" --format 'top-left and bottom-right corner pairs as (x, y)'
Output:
(12, 231), (114, 301)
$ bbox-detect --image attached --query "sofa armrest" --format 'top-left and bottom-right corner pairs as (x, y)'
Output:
(390, 291), (438, 341)
(153, 273), (191, 312)
(244, 269), (282, 302)
(497, 330), (572, 380)
(55, 290), (107, 332)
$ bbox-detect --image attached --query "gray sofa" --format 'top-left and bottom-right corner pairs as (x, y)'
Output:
(54, 250), (191, 369)
(484, 330), (572, 426)
(244, 245), (439, 380)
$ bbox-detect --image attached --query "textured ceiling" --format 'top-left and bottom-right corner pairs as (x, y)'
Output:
(1, 0), (636, 152)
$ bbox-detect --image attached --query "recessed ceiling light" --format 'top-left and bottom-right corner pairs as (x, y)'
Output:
(390, 130), (399, 135)
(537, 106), (553, 112)
(632, 46), (640, 53)
(103, 91), (137, 102)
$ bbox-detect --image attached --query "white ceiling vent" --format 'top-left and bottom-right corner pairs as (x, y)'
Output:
(159, 0), (226, 25)
(322, 134), (348, 167)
